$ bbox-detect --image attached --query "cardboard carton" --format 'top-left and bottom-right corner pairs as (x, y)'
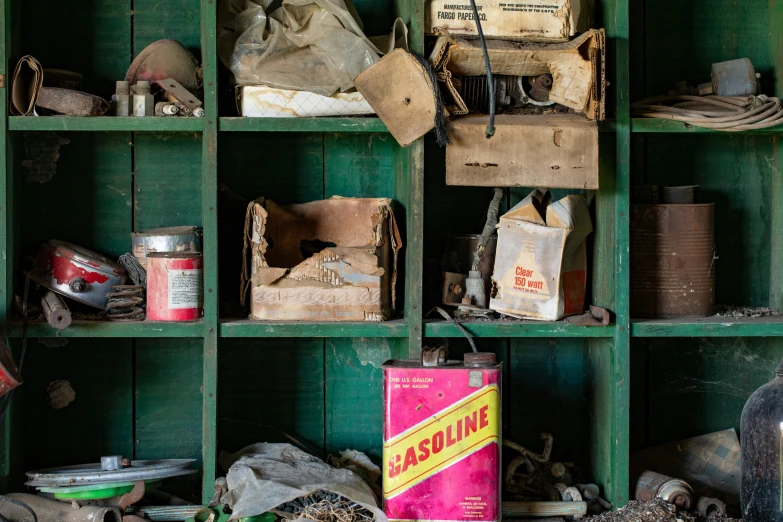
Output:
(241, 197), (402, 321)
(425, 0), (592, 42)
(489, 191), (592, 320)
(446, 114), (599, 188)
(430, 29), (605, 119)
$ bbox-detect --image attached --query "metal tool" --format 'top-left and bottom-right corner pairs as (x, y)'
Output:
(30, 240), (127, 309)
(26, 458), (197, 487)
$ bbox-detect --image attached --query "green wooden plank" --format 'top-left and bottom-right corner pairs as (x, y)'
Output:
(135, 339), (203, 496)
(0, 0), (11, 487)
(325, 338), (403, 462)
(220, 319), (409, 338)
(201, 0), (219, 502)
(134, 0), (200, 51)
(324, 134), (398, 198)
(507, 339), (589, 463)
(134, 133), (203, 230)
(17, 339), (133, 470)
(7, 320), (205, 338)
(424, 320), (614, 338)
(403, 139), (424, 358)
(219, 339), (325, 456)
(632, 119), (783, 134)
(632, 317), (783, 337)
(9, 118), (204, 133)
(219, 118), (388, 133)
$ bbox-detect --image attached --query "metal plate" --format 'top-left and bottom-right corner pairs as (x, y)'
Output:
(26, 459), (196, 487)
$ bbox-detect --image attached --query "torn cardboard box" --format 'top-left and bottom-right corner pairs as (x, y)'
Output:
(446, 114), (599, 189)
(425, 0), (592, 42)
(489, 190), (592, 320)
(355, 49), (437, 147)
(430, 29), (605, 119)
(241, 197), (402, 321)
(237, 86), (376, 118)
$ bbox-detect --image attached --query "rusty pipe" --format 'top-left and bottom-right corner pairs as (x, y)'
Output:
(2, 494), (122, 522)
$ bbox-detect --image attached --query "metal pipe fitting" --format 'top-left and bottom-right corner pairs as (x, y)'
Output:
(2, 493), (122, 522)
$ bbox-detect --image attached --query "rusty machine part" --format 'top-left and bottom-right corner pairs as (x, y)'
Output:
(697, 58), (759, 97)
(35, 87), (110, 116)
(106, 286), (145, 322)
(528, 74), (554, 102)
(41, 290), (72, 330)
(630, 204), (715, 318)
(114, 81), (131, 116)
(155, 78), (202, 111)
(442, 235), (498, 306)
(31, 241), (127, 309)
(454, 74), (555, 113)
(132, 81), (154, 117)
(696, 497), (726, 518)
(635, 471), (694, 510)
(126, 40), (201, 93)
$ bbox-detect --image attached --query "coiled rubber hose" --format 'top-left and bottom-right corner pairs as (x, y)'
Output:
(632, 94), (783, 131)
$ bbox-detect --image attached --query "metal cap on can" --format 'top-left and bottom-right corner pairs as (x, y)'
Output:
(146, 252), (203, 259)
(464, 352), (497, 367)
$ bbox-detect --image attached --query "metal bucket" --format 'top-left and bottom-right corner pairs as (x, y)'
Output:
(131, 226), (202, 269)
(630, 204), (715, 318)
(146, 253), (203, 322)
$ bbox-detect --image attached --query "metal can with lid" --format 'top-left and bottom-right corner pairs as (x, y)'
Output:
(131, 226), (202, 268)
(146, 252), (203, 322)
(30, 240), (127, 309)
(383, 352), (501, 522)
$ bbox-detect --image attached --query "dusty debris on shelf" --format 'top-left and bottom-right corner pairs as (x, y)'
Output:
(582, 499), (740, 522)
(277, 490), (375, 522)
(715, 305), (781, 319)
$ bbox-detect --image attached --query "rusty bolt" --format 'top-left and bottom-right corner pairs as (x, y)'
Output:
(697, 497), (726, 518)
(69, 277), (87, 293)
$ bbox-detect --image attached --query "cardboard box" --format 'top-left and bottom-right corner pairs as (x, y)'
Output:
(240, 197), (402, 321)
(237, 85), (375, 118)
(425, 0), (592, 42)
(430, 29), (605, 119)
(446, 114), (599, 189)
(489, 190), (592, 320)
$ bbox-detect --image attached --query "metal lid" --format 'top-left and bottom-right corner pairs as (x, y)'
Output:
(146, 252), (203, 259)
(48, 240), (122, 274)
(464, 352), (497, 367)
(26, 458), (197, 487)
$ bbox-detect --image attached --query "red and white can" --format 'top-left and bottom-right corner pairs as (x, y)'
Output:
(146, 252), (203, 322)
(383, 353), (501, 522)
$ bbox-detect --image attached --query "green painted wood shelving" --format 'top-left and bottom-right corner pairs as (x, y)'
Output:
(2, 0), (781, 509)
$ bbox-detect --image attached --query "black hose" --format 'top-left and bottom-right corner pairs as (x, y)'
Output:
(412, 54), (451, 148)
(468, 0), (495, 138)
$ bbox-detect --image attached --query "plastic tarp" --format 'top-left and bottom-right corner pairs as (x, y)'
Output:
(219, 0), (407, 96)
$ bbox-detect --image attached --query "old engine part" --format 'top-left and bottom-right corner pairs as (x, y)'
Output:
(30, 240), (127, 309)
(155, 78), (203, 111)
(635, 470), (694, 510)
(454, 74), (555, 113)
(131, 226), (202, 269)
(126, 40), (201, 92)
(0, 493), (121, 522)
(383, 355), (500, 522)
(26, 458), (197, 487)
(698, 58), (759, 97)
(41, 290), (72, 330)
(106, 285), (145, 322)
(146, 252), (203, 322)
(114, 81), (130, 116)
(630, 204), (715, 318)
(741, 357), (783, 521)
(0, 339), (22, 398)
(132, 81), (154, 117)
(36, 87), (110, 116)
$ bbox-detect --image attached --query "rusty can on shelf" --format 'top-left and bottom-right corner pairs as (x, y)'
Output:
(630, 204), (715, 318)
(146, 252), (203, 322)
(635, 470), (693, 510)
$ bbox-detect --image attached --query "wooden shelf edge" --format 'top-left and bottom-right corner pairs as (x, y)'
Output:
(631, 118), (783, 134)
(424, 320), (615, 338)
(219, 318), (409, 338)
(7, 320), (206, 338)
(9, 116), (204, 132)
(218, 117), (389, 133)
(631, 317), (783, 337)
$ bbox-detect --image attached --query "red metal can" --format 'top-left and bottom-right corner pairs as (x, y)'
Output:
(146, 252), (203, 322)
(0, 340), (21, 398)
(383, 353), (501, 522)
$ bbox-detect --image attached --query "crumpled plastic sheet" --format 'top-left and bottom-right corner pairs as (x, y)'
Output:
(220, 443), (388, 522)
(218, 0), (407, 96)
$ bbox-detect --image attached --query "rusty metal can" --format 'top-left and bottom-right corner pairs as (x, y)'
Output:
(146, 253), (203, 322)
(635, 470), (693, 510)
(383, 355), (501, 522)
(30, 240), (127, 309)
(630, 204), (715, 318)
(131, 226), (202, 269)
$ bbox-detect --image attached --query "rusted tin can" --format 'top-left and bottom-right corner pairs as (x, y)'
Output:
(146, 253), (203, 322)
(30, 240), (127, 309)
(635, 470), (694, 510)
(630, 204), (715, 318)
(383, 354), (501, 522)
(0, 340), (21, 398)
(131, 226), (202, 268)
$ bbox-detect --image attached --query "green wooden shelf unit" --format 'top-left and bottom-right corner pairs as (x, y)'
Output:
(0, 0), (780, 510)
